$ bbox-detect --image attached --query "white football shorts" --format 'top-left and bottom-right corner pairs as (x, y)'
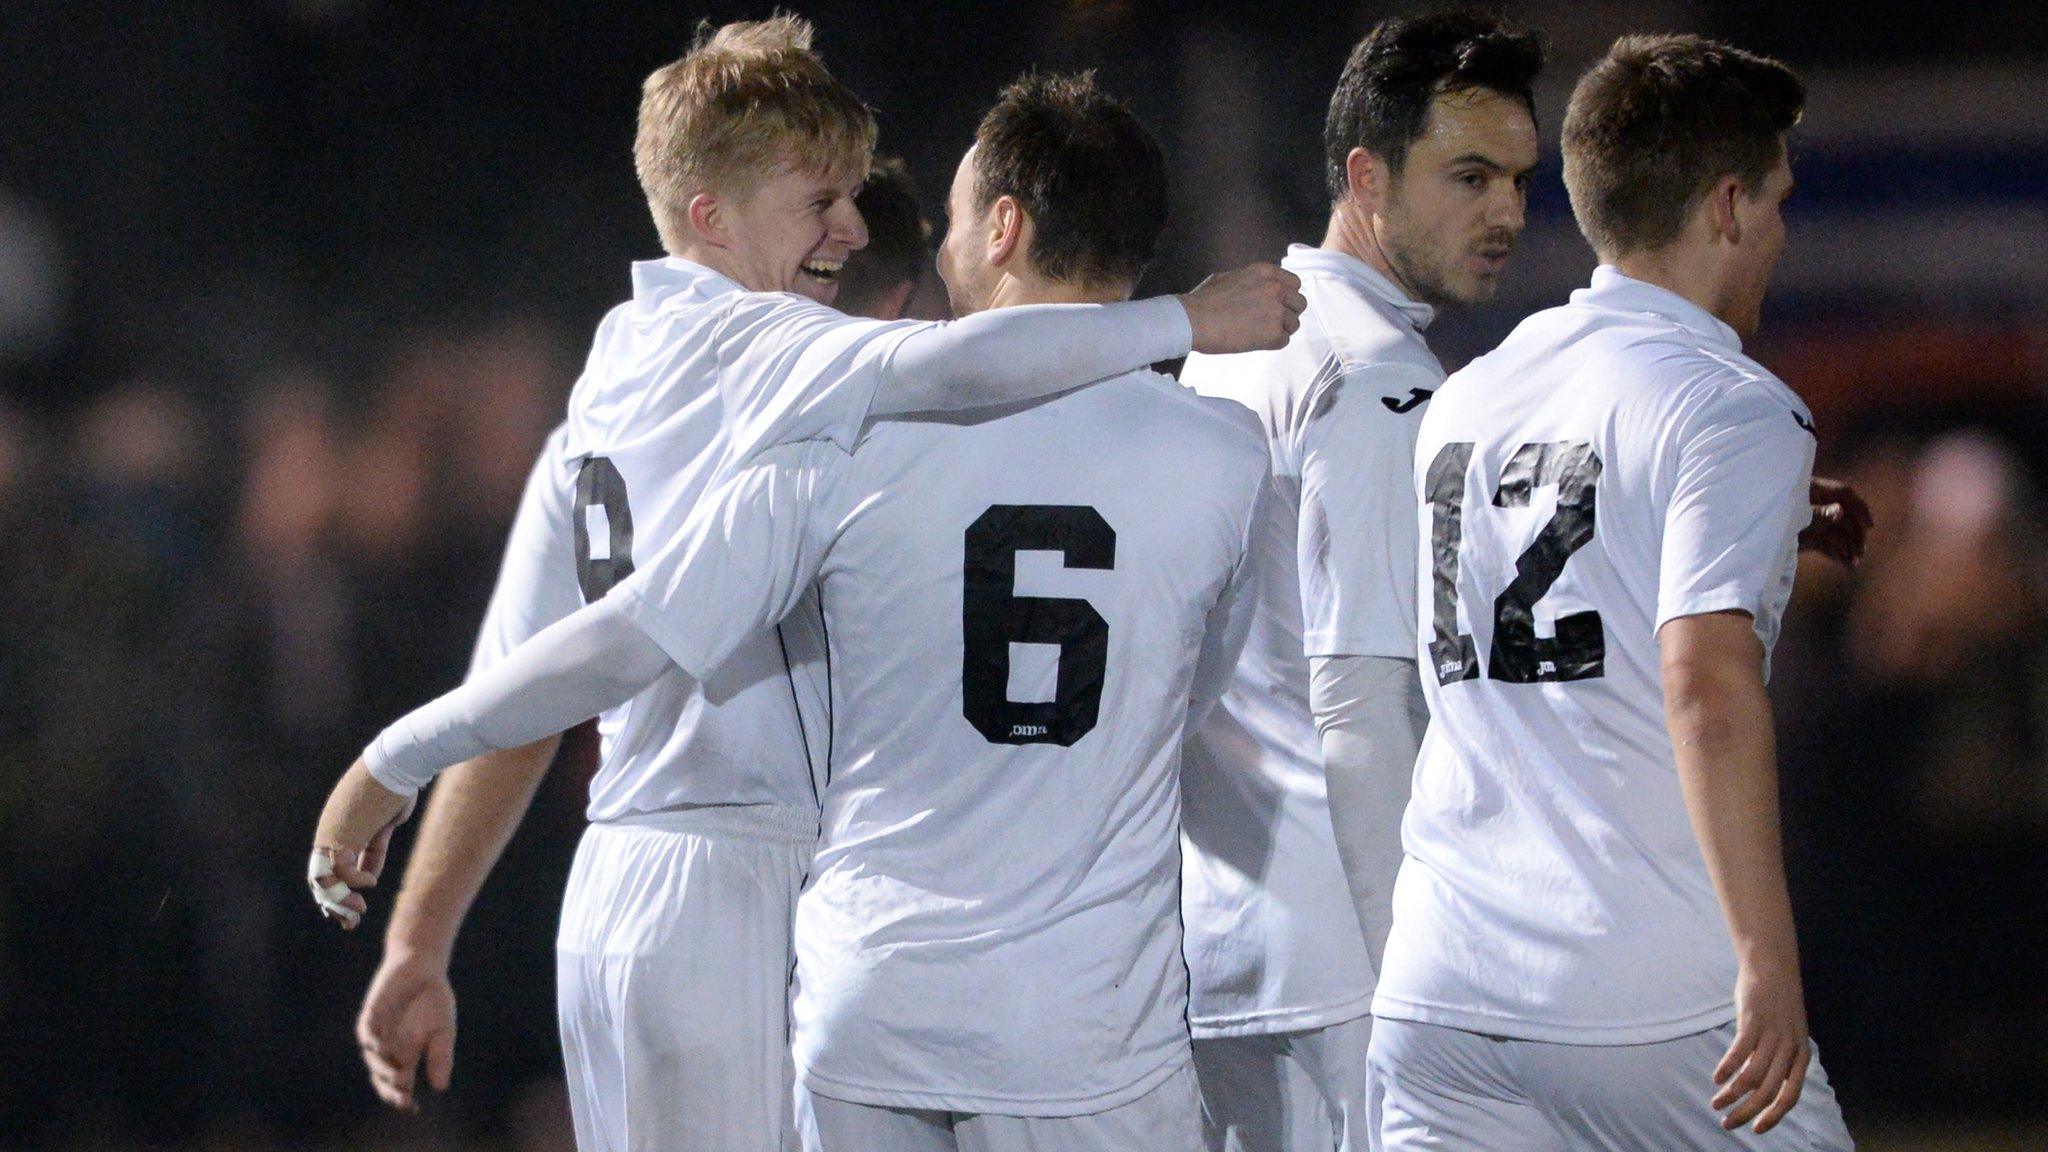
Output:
(796, 1060), (1203, 1152)
(1193, 1013), (1378, 1152)
(1370, 1016), (1853, 1152)
(556, 805), (817, 1152)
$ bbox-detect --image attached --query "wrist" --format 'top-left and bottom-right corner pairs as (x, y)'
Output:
(383, 914), (457, 969)
(1733, 935), (1800, 977)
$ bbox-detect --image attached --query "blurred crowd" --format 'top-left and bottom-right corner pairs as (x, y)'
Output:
(1776, 406), (2048, 1115)
(0, 323), (589, 1147)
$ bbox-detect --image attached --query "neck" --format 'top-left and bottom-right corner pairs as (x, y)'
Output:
(1321, 202), (1403, 290)
(1609, 247), (1736, 328)
(670, 241), (753, 290)
(984, 269), (1129, 310)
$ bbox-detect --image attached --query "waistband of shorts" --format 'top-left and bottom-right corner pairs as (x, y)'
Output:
(596, 803), (819, 844)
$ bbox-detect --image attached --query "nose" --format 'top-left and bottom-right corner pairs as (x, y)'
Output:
(1492, 180), (1527, 235)
(836, 197), (870, 251)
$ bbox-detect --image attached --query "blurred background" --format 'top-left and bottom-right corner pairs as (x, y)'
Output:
(1, 1), (2043, 1149)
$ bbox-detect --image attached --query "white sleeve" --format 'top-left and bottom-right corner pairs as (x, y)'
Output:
(610, 440), (842, 681)
(1310, 652), (1427, 974)
(1296, 359), (1435, 659)
(715, 293), (1193, 462)
(1656, 386), (1815, 634)
(363, 597), (670, 798)
(1186, 472), (1276, 734)
(468, 425), (583, 678)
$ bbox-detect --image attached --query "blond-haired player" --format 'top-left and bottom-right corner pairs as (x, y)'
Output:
(326, 16), (1301, 1152)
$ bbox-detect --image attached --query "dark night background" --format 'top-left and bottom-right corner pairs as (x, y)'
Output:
(1, 2), (2044, 1148)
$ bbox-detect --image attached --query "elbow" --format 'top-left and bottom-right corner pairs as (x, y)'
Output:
(1660, 652), (1762, 751)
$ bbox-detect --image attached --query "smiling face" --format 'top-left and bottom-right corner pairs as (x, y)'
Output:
(1372, 88), (1540, 307)
(715, 159), (870, 305)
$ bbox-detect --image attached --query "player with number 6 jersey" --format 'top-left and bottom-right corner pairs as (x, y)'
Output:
(310, 69), (1303, 1152)
(322, 20), (1303, 1152)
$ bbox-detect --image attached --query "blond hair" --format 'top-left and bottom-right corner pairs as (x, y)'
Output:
(635, 14), (877, 254)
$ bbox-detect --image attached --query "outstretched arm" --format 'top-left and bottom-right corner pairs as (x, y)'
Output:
(873, 266), (1307, 416)
(310, 598), (667, 925)
(719, 265), (1305, 461)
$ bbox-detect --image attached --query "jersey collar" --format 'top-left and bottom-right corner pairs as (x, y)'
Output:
(630, 257), (746, 310)
(1574, 265), (1743, 355)
(1282, 243), (1436, 332)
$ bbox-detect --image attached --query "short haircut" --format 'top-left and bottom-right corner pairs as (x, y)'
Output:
(971, 72), (1168, 288)
(634, 15), (877, 254)
(1323, 10), (1544, 201)
(1562, 34), (1805, 258)
(836, 157), (930, 314)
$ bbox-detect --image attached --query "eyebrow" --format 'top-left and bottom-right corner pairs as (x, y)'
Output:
(1447, 152), (1535, 175)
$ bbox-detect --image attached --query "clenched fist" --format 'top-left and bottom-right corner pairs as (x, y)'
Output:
(1178, 263), (1307, 355)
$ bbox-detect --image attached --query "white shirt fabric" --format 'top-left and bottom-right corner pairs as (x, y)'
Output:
(612, 372), (1271, 1115)
(466, 422), (584, 678)
(1377, 266), (1817, 1044)
(502, 258), (828, 819)
(1177, 244), (1439, 1037)
(447, 256), (1199, 820)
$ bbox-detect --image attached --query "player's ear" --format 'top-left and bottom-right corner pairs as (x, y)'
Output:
(1345, 147), (1386, 216)
(987, 195), (1026, 269)
(687, 192), (733, 250)
(1705, 175), (1744, 246)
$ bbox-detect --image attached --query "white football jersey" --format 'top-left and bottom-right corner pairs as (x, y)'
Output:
(477, 257), (891, 819)
(468, 258), (1197, 821)
(614, 372), (1271, 1115)
(467, 422), (583, 678)
(1177, 244), (1438, 1036)
(1377, 266), (1816, 1044)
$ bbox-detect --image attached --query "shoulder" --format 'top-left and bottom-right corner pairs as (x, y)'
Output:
(714, 289), (835, 336)
(1128, 371), (1269, 476)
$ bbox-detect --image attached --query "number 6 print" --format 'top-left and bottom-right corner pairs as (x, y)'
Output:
(961, 505), (1115, 746)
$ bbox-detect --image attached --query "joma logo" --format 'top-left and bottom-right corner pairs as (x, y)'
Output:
(1010, 723), (1048, 738)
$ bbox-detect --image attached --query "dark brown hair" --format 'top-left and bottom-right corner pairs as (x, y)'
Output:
(837, 157), (929, 314)
(972, 71), (1168, 287)
(1323, 10), (1543, 201)
(1562, 34), (1805, 257)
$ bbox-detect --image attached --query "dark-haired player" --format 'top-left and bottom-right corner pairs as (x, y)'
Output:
(1374, 34), (1856, 1150)
(838, 157), (932, 321)
(314, 72), (1296, 1150)
(1177, 14), (1540, 1152)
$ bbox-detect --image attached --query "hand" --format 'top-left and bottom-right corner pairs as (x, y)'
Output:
(358, 948), (457, 1111)
(310, 761), (417, 929)
(1800, 476), (1872, 568)
(1178, 263), (1306, 355)
(1712, 958), (1812, 1134)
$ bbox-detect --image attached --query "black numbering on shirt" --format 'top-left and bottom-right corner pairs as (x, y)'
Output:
(1426, 439), (1606, 686)
(573, 456), (635, 602)
(961, 505), (1115, 746)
